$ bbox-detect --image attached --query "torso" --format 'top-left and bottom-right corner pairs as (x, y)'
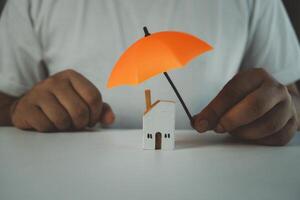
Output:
(30, 0), (251, 128)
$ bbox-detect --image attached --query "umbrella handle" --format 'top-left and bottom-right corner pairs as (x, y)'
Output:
(163, 72), (193, 123)
(143, 26), (193, 123)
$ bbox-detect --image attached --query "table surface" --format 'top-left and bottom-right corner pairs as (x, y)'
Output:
(0, 127), (300, 200)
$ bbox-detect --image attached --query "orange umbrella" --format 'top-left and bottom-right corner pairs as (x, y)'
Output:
(107, 27), (213, 122)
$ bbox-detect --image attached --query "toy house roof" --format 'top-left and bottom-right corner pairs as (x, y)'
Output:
(144, 100), (175, 115)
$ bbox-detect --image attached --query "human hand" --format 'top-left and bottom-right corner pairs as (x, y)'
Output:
(10, 69), (114, 132)
(193, 68), (298, 146)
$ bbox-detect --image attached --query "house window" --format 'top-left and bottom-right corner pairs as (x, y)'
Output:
(150, 134), (152, 139)
(168, 134), (170, 138)
(164, 134), (167, 138)
(147, 134), (152, 139)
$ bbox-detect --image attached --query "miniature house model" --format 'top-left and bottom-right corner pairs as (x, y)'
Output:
(143, 89), (175, 150)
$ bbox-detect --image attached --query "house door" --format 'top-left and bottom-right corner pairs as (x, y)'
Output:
(155, 132), (162, 150)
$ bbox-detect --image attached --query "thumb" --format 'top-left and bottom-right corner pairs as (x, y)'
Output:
(192, 106), (219, 133)
(99, 103), (115, 126)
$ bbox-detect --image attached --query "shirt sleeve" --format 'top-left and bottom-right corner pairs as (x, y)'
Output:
(0, 0), (47, 97)
(241, 0), (300, 85)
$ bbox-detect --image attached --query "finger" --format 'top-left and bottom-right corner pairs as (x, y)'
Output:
(99, 103), (115, 126)
(37, 92), (72, 131)
(26, 105), (56, 132)
(51, 82), (90, 130)
(10, 100), (31, 130)
(229, 100), (292, 140)
(193, 68), (269, 132)
(217, 82), (287, 132)
(65, 70), (103, 127)
(254, 117), (297, 146)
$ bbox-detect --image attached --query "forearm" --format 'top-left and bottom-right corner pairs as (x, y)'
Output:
(0, 92), (17, 126)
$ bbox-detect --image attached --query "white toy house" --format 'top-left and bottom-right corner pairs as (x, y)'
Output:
(143, 89), (175, 150)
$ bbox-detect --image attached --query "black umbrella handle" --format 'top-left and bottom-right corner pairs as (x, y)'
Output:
(143, 26), (193, 123)
(163, 72), (193, 122)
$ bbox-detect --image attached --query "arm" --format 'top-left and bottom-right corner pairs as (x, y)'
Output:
(192, 0), (300, 146)
(0, 2), (114, 131)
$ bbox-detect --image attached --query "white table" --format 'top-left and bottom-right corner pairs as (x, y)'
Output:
(0, 127), (299, 200)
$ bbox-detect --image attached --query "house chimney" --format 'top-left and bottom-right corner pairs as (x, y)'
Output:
(145, 89), (151, 111)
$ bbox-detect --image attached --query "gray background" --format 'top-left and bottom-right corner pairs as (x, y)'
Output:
(0, 0), (5, 16)
(282, 0), (299, 40)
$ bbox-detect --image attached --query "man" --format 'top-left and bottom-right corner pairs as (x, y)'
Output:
(0, 0), (299, 146)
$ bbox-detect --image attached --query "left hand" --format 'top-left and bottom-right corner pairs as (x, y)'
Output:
(193, 68), (298, 146)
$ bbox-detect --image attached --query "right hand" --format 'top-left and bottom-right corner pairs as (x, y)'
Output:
(10, 69), (115, 132)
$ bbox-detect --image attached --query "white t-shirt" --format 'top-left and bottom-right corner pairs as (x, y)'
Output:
(0, 0), (299, 128)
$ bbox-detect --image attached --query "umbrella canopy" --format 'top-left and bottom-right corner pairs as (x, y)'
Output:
(107, 29), (212, 88)
(107, 27), (213, 122)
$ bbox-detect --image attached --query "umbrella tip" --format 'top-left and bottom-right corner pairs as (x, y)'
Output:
(143, 26), (150, 37)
